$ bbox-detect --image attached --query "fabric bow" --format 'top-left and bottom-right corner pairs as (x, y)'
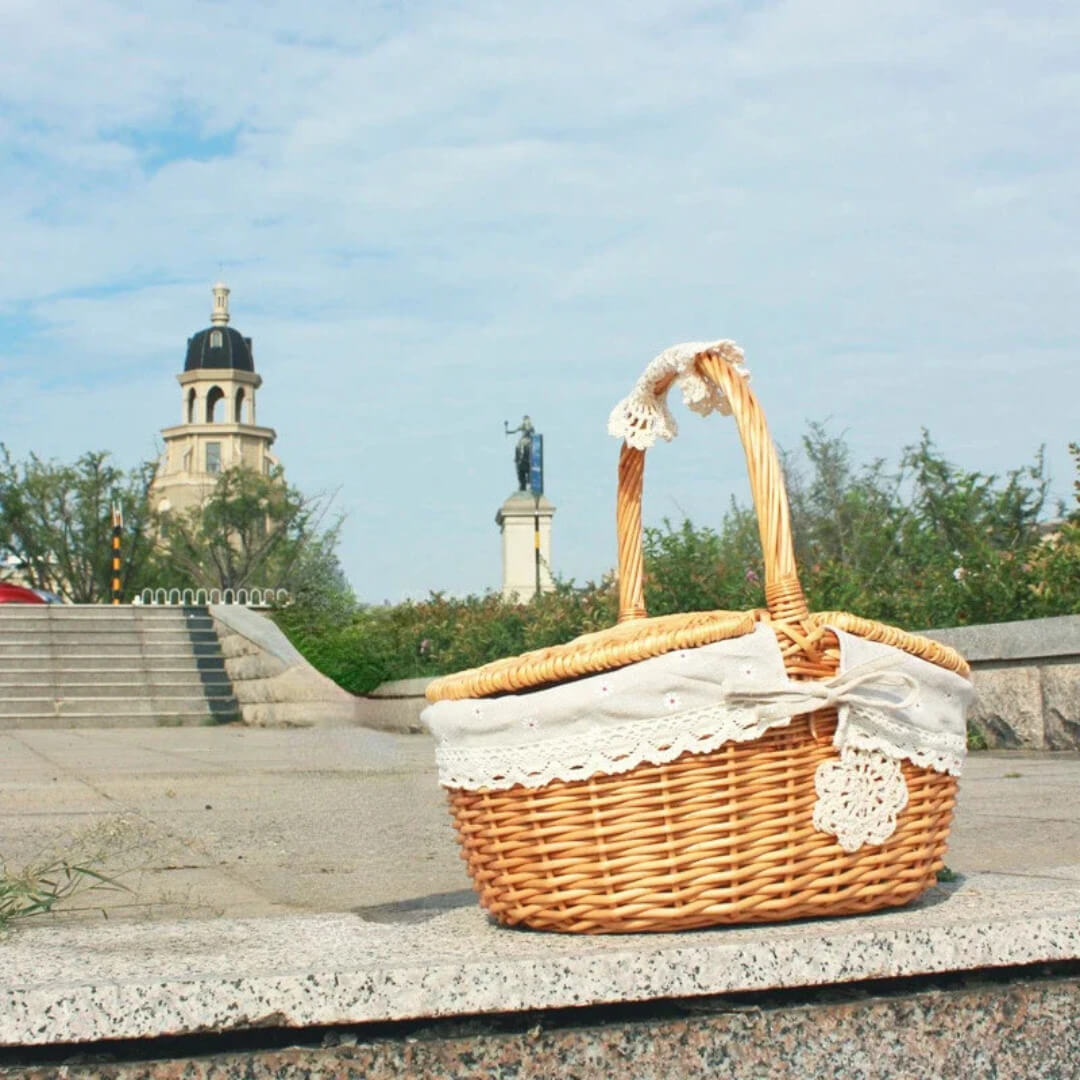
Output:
(723, 655), (919, 722)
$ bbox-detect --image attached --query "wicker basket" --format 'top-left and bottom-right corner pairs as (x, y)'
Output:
(425, 344), (970, 934)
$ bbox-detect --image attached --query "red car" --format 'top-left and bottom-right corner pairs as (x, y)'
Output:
(0, 583), (47, 604)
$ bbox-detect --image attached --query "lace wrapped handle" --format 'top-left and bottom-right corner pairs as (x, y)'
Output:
(614, 345), (808, 626)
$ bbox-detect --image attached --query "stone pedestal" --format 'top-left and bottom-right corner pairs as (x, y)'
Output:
(496, 491), (555, 602)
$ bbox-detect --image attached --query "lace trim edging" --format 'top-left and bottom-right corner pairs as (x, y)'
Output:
(434, 700), (965, 791)
(843, 706), (965, 777)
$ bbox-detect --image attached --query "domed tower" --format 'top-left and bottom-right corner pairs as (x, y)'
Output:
(152, 283), (279, 517)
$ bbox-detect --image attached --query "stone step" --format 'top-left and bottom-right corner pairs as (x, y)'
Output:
(0, 627), (216, 641)
(0, 628), (218, 642)
(0, 678), (234, 698)
(0, 612), (210, 626)
(0, 696), (239, 718)
(1, 657), (228, 673)
(0, 698), (55, 716)
(0, 604), (207, 614)
(0, 605), (239, 729)
(0, 710), (237, 729)
(0, 639), (218, 653)
(0, 642), (225, 659)
(0, 668), (232, 686)
(0, 606), (211, 616)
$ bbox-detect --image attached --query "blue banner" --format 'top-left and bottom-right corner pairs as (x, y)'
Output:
(529, 434), (544, 496)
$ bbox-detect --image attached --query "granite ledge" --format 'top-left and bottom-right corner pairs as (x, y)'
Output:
(923, 614), (1080, 663)
(2, 872), (1079, 1048)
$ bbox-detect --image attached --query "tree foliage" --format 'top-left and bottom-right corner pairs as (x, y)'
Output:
(0, 446), (158, 603)
(0, 448), (351, 612)
(785, 427), (1063, 627)
(159, 465), (346, 597)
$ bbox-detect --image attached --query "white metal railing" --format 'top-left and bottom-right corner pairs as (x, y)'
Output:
(137, 587), (290, 609)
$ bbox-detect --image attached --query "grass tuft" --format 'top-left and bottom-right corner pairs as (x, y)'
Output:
(1, 857), (127, 932)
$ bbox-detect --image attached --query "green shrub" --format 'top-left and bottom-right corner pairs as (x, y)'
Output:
(274, 579), (620, 695)
(276, 427), (1080, 693)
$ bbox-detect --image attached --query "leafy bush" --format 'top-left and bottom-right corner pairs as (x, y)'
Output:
(276, 427), (1080, 693)
(275, 580), (619, 695)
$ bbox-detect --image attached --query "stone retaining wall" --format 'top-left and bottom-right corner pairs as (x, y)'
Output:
(209, 605), (357, 727)
(924, 615), (1080, 749)
(354, 676), (430, 733)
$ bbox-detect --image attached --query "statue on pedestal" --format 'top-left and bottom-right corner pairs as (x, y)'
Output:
(504, 416), (535, 492)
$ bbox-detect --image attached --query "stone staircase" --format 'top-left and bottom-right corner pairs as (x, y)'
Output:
(0, 605), (240, 728)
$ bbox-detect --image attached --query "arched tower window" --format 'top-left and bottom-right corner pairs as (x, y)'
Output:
(206, 386), (225, 423)
(210, 329), (223, 349)
(186, 388), (196, 424)
(235, 387), (246, 423)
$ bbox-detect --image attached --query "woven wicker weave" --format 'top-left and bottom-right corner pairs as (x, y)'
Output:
(427, 346), (969, 933)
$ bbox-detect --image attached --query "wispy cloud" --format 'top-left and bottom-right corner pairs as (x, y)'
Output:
(2, 0), (1077, 598)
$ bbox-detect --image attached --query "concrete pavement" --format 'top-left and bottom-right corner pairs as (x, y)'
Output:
(1, 727), (1078, 924)
(1, 727), (464, 922)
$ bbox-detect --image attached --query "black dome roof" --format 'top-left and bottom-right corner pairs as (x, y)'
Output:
(185, 326), (254, 372)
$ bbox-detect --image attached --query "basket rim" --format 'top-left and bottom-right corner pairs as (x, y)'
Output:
(425, 608), (757, 703)
(425, 607), (970, 703)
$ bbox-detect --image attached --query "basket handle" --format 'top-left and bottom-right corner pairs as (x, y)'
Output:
(616, 347), (808, 624)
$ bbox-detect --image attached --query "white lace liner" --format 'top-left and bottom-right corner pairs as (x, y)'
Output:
(606, 340), (749, 450)
(422, 626), (972, 852)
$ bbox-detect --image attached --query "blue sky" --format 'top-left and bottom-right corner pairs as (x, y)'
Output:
(2, 1), (1078, 602)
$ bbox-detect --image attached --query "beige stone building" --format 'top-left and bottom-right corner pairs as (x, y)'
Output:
(151, 283), (279, 517)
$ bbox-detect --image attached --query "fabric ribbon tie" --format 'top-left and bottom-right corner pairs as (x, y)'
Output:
(724, 655), (919, 722)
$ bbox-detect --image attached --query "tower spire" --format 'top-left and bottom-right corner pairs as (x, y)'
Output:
(210, 281), (230, 326)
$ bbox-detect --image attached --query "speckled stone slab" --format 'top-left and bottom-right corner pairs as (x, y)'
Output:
(7, 972), (1080, 1080)
(3, 872), (1080, 1048)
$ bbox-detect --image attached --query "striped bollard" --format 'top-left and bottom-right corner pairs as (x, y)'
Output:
(111, 505), (123, 605)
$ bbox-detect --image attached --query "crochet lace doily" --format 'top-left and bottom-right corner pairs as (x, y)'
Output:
(607, 340), (749, 450)
(813, 747), (910, 853)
